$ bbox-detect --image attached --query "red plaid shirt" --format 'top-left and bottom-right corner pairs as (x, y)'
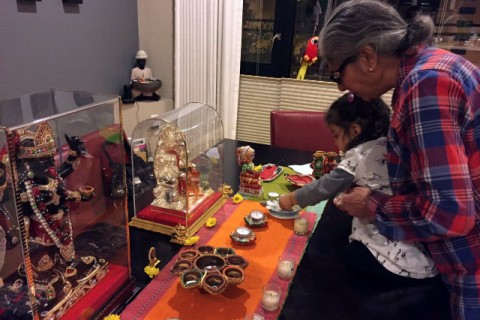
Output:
(368, 46), (480, 319)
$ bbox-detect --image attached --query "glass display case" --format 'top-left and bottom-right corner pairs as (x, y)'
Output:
(129, 102), (230, 243)
(0, 89), (131, 320)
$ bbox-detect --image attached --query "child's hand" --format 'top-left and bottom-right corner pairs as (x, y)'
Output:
(279, 193), (296, 211)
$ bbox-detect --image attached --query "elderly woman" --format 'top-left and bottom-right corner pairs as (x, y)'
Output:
(318, 1), (480, 319)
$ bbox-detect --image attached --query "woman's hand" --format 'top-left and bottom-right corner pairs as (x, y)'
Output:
(279, 192), (296, 211)
(335, 187), (374, 220)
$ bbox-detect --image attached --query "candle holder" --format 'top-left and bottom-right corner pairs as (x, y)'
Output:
(230, 227), (256, 245)
(293, 217), (309, 236)
(277, 255), (296, 280)
(245, 313), (265, 320)
(267, 191), (280, 202)
(244, 210), (267, 227)
(79, 185), (95, 197)
(262, 283), (281, 311)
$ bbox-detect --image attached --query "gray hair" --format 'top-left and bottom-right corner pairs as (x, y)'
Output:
(319, 0), (434, 65)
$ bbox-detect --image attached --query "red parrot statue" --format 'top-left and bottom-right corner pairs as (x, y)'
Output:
(297, 36), (319, 80)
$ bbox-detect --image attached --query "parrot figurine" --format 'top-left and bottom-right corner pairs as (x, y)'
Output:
(296, 36), (319, 80)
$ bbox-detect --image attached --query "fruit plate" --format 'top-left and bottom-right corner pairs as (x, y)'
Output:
(284, 174), (315, 187)
(260, 164), (283, 182)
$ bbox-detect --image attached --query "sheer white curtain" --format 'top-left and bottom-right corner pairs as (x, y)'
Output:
(174, 0), (243, 139)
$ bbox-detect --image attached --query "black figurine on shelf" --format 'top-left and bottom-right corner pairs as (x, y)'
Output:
(130, 50), (162, 102)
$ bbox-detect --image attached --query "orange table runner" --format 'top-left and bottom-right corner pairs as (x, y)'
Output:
(121, 200), (317, 320)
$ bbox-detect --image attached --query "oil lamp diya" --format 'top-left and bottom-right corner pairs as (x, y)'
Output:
(170, 246), (248, 295)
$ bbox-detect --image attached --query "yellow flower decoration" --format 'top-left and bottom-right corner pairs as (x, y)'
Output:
(184, 235), (200, 246)
(252, 164), (263, 172)
(104, 315), (121, 320)
(232, 193), (244, 204)
(206, 217), (217, 228)
(144, 265), (160, 278)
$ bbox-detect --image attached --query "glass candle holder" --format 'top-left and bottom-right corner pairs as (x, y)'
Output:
(277, 255), (295, 279)
(293, 217), (308, 235)
(262, 283), (281, 311)
(267, 191), (280, 203)
(244, 313), (265, 320)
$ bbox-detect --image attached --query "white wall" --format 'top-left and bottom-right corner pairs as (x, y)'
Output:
(137, 0), (174, 100)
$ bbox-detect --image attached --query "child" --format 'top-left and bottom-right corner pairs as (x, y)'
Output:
(279, 93), (437, 282)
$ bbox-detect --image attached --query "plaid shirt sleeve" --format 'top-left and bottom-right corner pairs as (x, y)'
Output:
(370, 69), (477, 242)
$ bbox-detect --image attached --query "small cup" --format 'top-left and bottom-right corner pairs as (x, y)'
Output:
(79, 186), (95, 197)
(277, 255), (295, 279)
(293, 217), (309, 236)
(262, 283), (281, 311)
(267, 192), (280, 203)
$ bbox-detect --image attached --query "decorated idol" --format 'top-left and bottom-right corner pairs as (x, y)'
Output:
(13, 122), (104, 314)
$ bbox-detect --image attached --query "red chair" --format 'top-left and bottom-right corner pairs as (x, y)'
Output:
(270, 110), (337, 153)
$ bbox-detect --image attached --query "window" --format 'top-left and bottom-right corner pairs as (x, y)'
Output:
(241, 0), (479, 80)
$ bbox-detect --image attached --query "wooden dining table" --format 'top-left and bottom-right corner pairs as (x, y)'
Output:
(126, 138), (450, 320)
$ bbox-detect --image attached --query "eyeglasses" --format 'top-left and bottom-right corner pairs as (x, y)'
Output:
(329, 55), (357, 85)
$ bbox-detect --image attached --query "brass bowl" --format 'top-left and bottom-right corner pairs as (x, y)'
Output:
(194, 254), (226, 272)
(131, 79), (162, 92)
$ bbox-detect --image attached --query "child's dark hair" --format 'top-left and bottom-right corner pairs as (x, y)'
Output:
(325, 93), (391, 150)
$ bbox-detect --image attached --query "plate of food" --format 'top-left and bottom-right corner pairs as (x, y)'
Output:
(260, 164), (283, 182)
(284, 173), (315, 187)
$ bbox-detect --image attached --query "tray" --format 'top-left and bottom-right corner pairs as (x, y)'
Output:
(268, 209), (301, 220)
(260, 164), (283, 182)
(284, 173), (315, 187)
(267, 204), (301, 220)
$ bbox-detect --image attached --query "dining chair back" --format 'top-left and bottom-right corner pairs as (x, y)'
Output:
(270, 110), (337, 153)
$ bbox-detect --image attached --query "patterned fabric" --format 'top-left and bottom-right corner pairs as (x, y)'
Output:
(368, 46), (480, 319)
(339, 137), (437, 279)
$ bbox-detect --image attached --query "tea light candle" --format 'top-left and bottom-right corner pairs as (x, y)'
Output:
(244, 313), (265, 320)
(277, 258), (295, 279)
(294, 217), (308, 235)
(262, 284), (281, 311)
(249, 210), (264, 222)
(235, 227), (252, 239)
